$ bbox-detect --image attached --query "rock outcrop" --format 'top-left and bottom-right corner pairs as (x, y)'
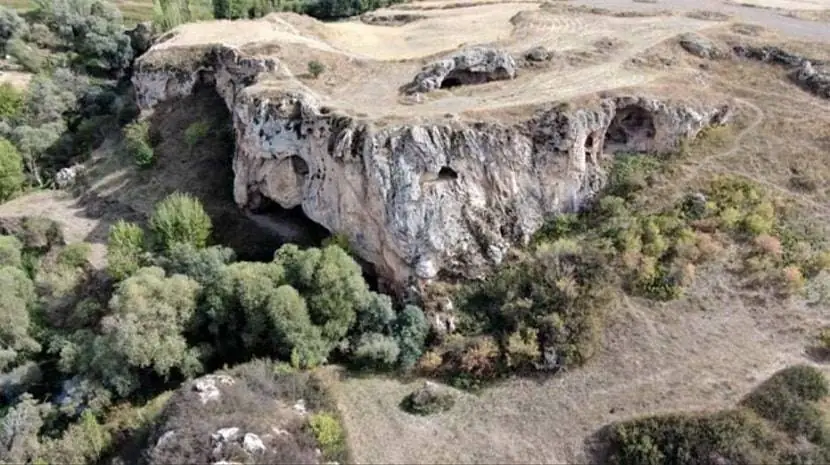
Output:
(133, 44), (732, 288)
(732, 44), (830, 99)
(678, 33), (724, 59)
(405, 46), (518, 93)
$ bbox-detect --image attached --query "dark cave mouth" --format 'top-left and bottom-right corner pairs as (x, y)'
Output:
(604, 105), (657, 152)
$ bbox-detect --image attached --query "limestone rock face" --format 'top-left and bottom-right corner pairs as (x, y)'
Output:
(406, 46), (518, 93)
(132, 45), (732, 287)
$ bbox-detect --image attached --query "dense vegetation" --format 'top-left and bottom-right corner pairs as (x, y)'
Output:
(606, 365), (830, 465)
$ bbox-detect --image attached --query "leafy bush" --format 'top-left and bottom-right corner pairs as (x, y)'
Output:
(606, 409), (777, 465)
(400, 382), (456, 416)
(37, 410), (112, 464)
(0, 234), (23, 268)
(0, 266), (39, 371)
(0, 83), (25, 121)
(150, 192), (212, 251)
(741, 365), (829, 441)
(123, 120), (154, 167)
(0, 137), (24, 202)
(308, 60), (325, 79)
(56, 242), (92, 269)
(0, 7), (27, 55)
(107, 220), (146, 280)
(6, 37), (45, 73)
(183, 120), (210, 149)
(0, 394), (50, 463)
(395, 305), (430, 369)
(308, 412), (347, 460)
(352, 332), (400, 368)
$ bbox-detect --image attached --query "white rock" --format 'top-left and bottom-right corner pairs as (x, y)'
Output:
(243, 433), (266, 454)
(212, 427), (240, 443)
(293, 399), (307, 415)
(155, 430), (176, 449)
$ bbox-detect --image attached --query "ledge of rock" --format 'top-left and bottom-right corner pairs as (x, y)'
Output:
(132, 43), (732, 288)
(404, 46), (518, 93)
(732, 44), (829, 99)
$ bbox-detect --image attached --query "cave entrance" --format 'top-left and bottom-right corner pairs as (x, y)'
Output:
(245, 195), (331, 255)
(604, 105), (656, 153)
(440, 69), (495, 89)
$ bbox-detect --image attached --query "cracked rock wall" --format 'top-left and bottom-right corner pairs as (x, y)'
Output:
(133, 45), (731, 287)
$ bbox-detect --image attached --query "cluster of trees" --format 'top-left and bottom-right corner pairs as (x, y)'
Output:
(0, 192), (428, 463)
(0, 3), (138, 198)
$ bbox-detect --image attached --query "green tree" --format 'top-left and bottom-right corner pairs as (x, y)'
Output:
(0, 235), (23, 268)
(275, 243), (369, 346)
(0, 83), (25, 121)
(353, 332), (400, 368)
(394, 305), (429, 369)
(59, 267), (202, 397)
(157, 242), (235, 285)
(0, 266), (38, 371)
(150, 192), (212, 251)
(123, 120), (154, 167)
(0, 7), (27, 55)
(107, 220), (146, 280)
(308, 60), (325, 79)
(0, 394), (49, 463)
(0, 138), (24, 202)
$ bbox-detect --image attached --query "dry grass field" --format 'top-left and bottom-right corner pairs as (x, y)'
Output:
(2, 0), (830, 463)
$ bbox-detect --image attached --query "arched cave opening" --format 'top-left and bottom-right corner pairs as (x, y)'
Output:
(441, 77), (464, 89)
(604, 105), (656, 153)
(439, 69), (492, 89)
(438, 166), (459, 180)
(245, 195), (331, 255)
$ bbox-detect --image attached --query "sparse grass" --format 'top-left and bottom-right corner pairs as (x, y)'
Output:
(183, 120), (210, 149)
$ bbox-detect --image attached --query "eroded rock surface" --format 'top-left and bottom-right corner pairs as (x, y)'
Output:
(405, 46), (518, 93)
(733, 44), (830, 99)
(133, 44), (732, 287)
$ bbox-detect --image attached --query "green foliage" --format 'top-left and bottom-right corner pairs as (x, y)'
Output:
(157, 242), (234, 285)
(606, 153), (662, 200)
(123, 120), (154, 167)
(37, 410), (112, 464)
(308, 412), (347, 460)
(308, 60), (325, 79)
(0, 266), (39, 371)
(153, 0), (212, 32)
(0, 137), (24, 202)
(395, 305), (429, 369)
(400, 382), (456, 416)
(0, 83), (25, 122)
(0, 394), (50, 463)
(6, 37), (45, 73)
(36, 0), (133, 73)
(56, 242), (91, 268)
(0, 7), (27, 55)
(107, 220), (146, 280)
(352, 332), (400, 368)
(275, 243), (367, 345)
(607, 409), (777, 465)
(59, 267), (202, 397)
(183, 120), (210, 149)
(741, 365), (829, 441)
(150, 192), (213, 251)
(0, 234), (23, 268)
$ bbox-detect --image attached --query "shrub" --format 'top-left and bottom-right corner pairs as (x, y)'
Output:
(0, 234), (23, 268)
(0, 266), (38, 371)
(6, 38), (44, 73)
(352, 332), (400, 369)
(394, 305), (430, 369)
(107, 220), (146, 280)
(57, 242), (92, 269)
(308, 60), (325, 79)
(0, 137), (24, 203)
(123, 121), (154, 167)
(307, 412), (346, 460)
(0, 83), (25, 121)
(742, 365), (829, 441)
(183, 120), (210, 149)
(400, 381), (456, 416)
(37, 410), (112, 464)
(606, 409), (777, 465)
(150, 192), (212, 251)
(0, 7), (27, 54)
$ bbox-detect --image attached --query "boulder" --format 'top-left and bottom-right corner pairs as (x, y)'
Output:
(406, 46), (517, 93)
(795, 61), (830, 99)
(193, 374), (236, 404)
(678, 33), (723, 59)
(525, 46), (551, 62)
(243, 433), (267, 454)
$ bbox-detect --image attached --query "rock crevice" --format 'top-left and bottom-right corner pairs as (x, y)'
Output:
(133, 45), (731, 287)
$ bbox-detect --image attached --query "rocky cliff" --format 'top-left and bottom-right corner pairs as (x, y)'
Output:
(132, 44), (732, 288)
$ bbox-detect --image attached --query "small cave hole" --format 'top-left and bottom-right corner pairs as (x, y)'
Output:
(604, 105), (656, 153)
(585, 134), (594, 149)
(441, 77), (464, 89)
(289, 155), (309, 176)
(438, 166), (459, 180)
